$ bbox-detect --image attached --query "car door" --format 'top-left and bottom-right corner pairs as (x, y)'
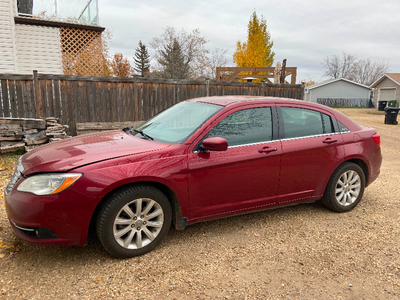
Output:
(187, 105), (281, 220)
(277, 105), (345, 204)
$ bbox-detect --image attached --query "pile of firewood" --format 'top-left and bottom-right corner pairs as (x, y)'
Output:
(0, 118), (70, 154)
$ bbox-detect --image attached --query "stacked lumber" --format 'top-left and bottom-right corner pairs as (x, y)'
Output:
(0, 118), (70, 154)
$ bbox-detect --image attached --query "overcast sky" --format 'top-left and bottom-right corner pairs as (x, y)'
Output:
(97, 0), (400, 83)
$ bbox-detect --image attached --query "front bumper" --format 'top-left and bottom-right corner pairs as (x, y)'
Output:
(5, 186), (97, 246)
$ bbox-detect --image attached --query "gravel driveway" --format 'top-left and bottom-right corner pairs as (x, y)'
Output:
(0, 108), (399, 299)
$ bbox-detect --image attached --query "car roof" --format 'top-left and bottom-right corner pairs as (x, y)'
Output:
(187, 96), (362, 131)
(189, 96), (308, 107)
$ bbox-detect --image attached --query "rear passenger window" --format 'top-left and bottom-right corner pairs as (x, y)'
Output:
(322, 113), (335, 134)
(281, 107), (324, 138)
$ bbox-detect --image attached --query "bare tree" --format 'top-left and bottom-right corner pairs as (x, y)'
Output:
(150, 27), (228, 79)
(353, 59), (389, 86)
(322, 52), (389, 86)
(150, 27), (208, 79)
(207, 48), (228, 79)
(340, 53), (358, 80)
(323, 52), (357, 80)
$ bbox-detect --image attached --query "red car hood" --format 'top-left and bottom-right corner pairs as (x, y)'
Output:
(21, 130), (169, 175)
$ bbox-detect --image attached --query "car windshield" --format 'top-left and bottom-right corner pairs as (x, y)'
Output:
(132, 101), (223, 144)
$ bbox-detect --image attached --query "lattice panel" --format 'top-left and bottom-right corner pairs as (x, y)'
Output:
(60, 27), (106, 76)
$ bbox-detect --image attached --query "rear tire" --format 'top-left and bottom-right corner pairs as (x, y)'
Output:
(321, 162), (365, 212)
(96, 185), (172, 258)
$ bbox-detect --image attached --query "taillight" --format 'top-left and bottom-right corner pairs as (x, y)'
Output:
(372, 134), (380, 146)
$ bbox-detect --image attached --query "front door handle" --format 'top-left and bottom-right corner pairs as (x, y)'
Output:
(258, 146), (278, 154)
(323, 138), (338, 144)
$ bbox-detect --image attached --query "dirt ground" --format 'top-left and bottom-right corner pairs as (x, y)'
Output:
(0, 108), (399, 299)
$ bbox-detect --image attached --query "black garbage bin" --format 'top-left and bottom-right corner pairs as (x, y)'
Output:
(379, 101), (388, 111)
(384, 107), (400, 125)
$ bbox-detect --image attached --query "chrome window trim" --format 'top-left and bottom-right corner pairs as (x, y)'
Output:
(280, 132), (342, 142)
(228, 139), (276, 149)
(193, 131), (349, 153)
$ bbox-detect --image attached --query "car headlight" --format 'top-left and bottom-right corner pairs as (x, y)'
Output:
(17, 173), (82, 195)
(5, 156), (24, 195)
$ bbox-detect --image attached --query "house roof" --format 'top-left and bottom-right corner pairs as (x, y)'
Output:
(306, 78), (370, 91)
(370, 73), (400, 88)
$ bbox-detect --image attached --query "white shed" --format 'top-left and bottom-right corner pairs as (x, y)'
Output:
(304, 78), (371, 106)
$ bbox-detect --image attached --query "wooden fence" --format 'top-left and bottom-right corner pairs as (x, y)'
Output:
(0, 72), (304, 135)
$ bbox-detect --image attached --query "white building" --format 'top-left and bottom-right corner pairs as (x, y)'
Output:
(304, 78), (371, 105)
(0, 0), (104, 76)
(370, 73), (400, 108)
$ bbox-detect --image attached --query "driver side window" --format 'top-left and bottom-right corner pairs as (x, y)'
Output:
(204, 107), (272, 147)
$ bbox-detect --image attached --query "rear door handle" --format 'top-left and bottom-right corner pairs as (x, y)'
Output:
(323, 138), (338, 144)
(258, 146), (278, 154)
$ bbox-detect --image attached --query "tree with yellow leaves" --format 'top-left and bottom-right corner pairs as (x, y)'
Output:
(233, 11), (275, 68)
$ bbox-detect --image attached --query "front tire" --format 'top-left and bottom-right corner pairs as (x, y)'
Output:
(96, 185), (172, 258)
(321, 162), (365, 212)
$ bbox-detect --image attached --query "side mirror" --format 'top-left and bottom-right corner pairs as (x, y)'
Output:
(202, 137), (228, 152)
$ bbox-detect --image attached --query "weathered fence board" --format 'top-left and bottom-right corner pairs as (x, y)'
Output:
(8, 80), (18, 118)
(1, 79), (10, 118)
(53, 79), (61, 119)
(16, 80), (24, 117)
(0, 72), (304, 135)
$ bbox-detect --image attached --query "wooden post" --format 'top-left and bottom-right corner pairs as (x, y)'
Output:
(215, 68), (221, 81)
(291, 70), (297, 84)
(280, 59), (287, 84)
(206, 78), (210, 97)
(133, 75), (139, 121)
(262, 82), (266, 96)
(300, 81), (305, 100)
(33, 70), (43, 118)
(69, 81), (78, 136)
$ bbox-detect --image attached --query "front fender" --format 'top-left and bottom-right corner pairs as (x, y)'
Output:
(71, 153), (190, 219)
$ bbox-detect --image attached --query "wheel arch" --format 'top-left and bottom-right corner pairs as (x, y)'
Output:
(321, 158), (369, 199)
(320, 159), (367, 212)
(88, 181), (186, 240)
(345, 158), (369, 186)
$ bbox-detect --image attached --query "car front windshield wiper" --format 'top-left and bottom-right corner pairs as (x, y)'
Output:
(132, 128), (154, 141)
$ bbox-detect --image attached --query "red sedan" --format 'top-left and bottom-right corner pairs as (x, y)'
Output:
(5, 96), (382, 258)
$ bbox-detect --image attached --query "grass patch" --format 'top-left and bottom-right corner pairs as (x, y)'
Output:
(366, 111), (386, 115)
(332, 106), (367, 109)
